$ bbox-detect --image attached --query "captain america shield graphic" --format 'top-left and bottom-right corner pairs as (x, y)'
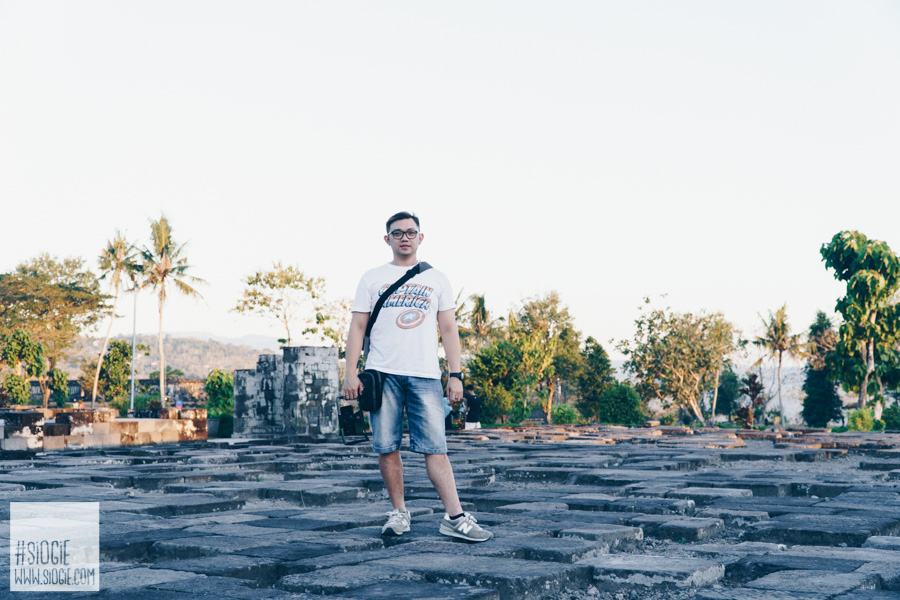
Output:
(396, 309), (426, 329)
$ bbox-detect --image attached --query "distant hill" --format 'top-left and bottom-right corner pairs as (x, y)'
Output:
(61, 335), (280, 379)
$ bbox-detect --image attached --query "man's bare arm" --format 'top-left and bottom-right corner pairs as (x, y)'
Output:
(437, 309), (463, 402)
(342, 311), (369, 399)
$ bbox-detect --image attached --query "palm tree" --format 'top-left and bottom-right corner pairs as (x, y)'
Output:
(91, 232), (139, 408)
(753, 304), (806, 424)
(456, 293), (503, 356)
(140, 215), (203, 406)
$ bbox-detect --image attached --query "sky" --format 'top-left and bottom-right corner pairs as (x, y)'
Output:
(1, 1), (899, 361)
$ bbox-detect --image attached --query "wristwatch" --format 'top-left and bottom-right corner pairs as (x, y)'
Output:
(449, 372), (464, 382)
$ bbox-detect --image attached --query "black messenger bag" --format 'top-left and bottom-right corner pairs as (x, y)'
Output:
(356, 262), (432, 412)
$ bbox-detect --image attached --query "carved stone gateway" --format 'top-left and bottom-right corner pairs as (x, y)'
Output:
(233, 347), (340, 439)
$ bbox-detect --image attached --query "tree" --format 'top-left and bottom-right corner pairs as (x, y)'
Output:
(0, 255), (107, 407)
(801, 311), (843, 428)
(618, 300), (737, 425)
(49, 368), (69, 407)
(705, 317), (742, 418)
(574, 337), (616, 422)
(753, 304), (806, 422)
(1, 329), (45, 381)
(91, 232), (140, 407)
(715, 365), (741, 417)
(2, 374), (30, 405)
(456, 293), (503, 357)
(510, 292), (580, 424)
(148, 366), (185, 383)
(821, 231), (900, 408)
(233, 262), (328, 347)
(738, 372), (766, 426)
(80, 340), (141, 405)
(596, 382), (644, 425)
(467, 340), (523, 423)
(140, 215), (203, 407)
(204, 369), (234, 417)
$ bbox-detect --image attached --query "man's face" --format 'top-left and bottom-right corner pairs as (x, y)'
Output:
(385, 218), (423, 257)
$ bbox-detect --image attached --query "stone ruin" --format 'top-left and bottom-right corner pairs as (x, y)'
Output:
(233, 346), (340, 439)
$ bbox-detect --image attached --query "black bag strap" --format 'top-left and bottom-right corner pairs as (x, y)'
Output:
(365, 262), (432, 339)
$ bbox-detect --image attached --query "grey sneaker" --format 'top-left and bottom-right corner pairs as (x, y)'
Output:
(439, 512), (493, 542)
(382, 508), (411, 536)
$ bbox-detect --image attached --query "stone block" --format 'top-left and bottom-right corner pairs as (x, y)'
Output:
(558, 524), (644, 549)
(1, 437), (29, 451)
(696, 508), (769, 526)
(150, 554), (284, 585)
(697, 590), (822, 600)
(667, 487), (752, 505)
(43, 422), (70, 436)
(863, 536), (900, 550)
(604, 497), (695, 515)
(277, 564), (419, 595)
(495, 502), (569, 513)
(579, 554), (724, 589)
(746, 514), (900, 546)
(371, 553), (594, 600)
(41, 435), (67, 451)
(337, 581), (500, 600)
(744, 570), (879, 595)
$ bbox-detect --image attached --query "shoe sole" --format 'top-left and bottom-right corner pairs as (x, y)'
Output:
(439, 526), (492, 542)
(382, 525), (410, 536)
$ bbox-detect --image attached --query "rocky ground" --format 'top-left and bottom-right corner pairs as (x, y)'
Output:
(3, 425), (900, 599)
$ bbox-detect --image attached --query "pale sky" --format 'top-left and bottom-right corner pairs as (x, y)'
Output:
(2, 1), (899, 360)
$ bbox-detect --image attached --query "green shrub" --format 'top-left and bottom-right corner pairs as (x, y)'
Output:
(3, 374), (31, 405)
(874, 419), (886, 431)
(111, 393), (156, 417)
(882, 403), (900, 430)
(848, 408), (874, 432)
(595, 382), (644, 426)
(659, 413), (676, 426)
(204, 369), (234, 418)
(551, 404), (579, 425)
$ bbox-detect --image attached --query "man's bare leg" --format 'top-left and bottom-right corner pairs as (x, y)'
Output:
(379, 450), (406, 511)
(425, 453), (463, 516)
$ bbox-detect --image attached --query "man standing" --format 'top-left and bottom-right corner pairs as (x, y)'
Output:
(342, 211), (492, 543)
(463, 385), (483, 430)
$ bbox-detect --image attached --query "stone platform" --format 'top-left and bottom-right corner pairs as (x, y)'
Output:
(2, 426), (900, 599)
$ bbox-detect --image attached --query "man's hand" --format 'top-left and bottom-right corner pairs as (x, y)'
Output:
(343, 373), (363, 400)
(446, 376), (463, 403)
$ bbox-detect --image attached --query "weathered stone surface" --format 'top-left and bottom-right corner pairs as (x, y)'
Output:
(579, 554), (725, 589)
(744, 570), (879, 595)
(746, 514), (900, 546)
(6, 425), (900, 599)
(558, 524), (643, 549)
(371, 554), (594, 600)
(666, 487), (752, 505)
(863, 536), (900, 550)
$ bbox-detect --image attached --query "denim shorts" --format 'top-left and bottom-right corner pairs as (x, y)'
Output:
(370, 374), (447, 454)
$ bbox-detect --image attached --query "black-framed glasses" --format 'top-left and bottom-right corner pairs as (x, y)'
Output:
(389, 229), (419, 240)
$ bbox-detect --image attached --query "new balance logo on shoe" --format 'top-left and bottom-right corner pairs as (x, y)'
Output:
(439, 512), (493, 543)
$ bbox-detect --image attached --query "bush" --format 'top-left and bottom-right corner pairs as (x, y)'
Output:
(874, 419), (886, 431)
(481, 385), (515, 424)
(659, 413), (676, 426)
(595, 382), (644, 425)
(551, 404), (579, 424)
(882, 402), (900, 430)
(111, 393), (156, 417)
(848, 408), (874, 432)
(204, 369), (234, 418)
(3, 374), (31, 405)
(49, 368), (69, 408)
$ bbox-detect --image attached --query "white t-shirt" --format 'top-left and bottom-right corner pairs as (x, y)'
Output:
(351, 262), (455, 379)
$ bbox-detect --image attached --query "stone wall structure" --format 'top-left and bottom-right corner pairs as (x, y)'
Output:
(234, 346), (340, 439)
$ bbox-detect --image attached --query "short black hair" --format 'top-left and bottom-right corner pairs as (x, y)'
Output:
(386, 211), (420, 233)
(465, 384), (475, 393)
